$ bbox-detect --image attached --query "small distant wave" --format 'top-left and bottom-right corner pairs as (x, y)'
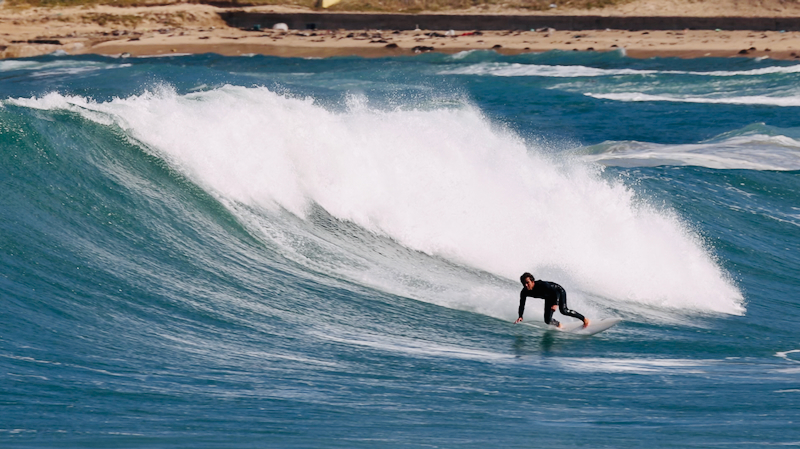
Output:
(579, 133), (800, 171)
(690, 64), (800, 77)
(0, 60), (42, 72)
(448, 50), (478, 60)
(0, 59), (125, 72)
(440, 61), (800, 78)
(586, 92), (800, 107)
(0, 59), (130, 79)
(440, 62), (656, 77)
(776, 350), (800, 363)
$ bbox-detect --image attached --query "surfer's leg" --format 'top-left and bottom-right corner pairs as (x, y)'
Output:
(557, 288), (586, 322)
(544, 300), (560, 327)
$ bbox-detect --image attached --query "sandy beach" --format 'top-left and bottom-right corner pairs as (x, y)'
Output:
(3, 1), (800, 59)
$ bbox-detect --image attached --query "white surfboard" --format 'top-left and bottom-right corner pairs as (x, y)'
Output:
(557, 318), (620, 335)
(524, 318), (620, 336)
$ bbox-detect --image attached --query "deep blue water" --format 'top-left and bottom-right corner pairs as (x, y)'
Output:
(2, 50), (799, 448)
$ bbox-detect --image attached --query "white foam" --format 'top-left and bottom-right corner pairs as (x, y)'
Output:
(776, 349), (800, 363)
(440, 62), (655, 77)
(0, 61), (41, 71)
(0, 60), (123, 75)
(586, 92), (800, 107)
(440, 61), (800, 78)
(10, 86), (746, 321)
(687, 64), (800, 77)
(447, 50), (477, 60)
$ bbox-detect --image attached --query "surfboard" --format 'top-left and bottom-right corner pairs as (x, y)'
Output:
(524, 318), (620, 336)
(557, 318), (620, 335)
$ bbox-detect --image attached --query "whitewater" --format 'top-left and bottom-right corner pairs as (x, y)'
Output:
(1, 51), (799, 448)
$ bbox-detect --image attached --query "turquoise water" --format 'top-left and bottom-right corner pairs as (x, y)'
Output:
(2, 50), (799, 447)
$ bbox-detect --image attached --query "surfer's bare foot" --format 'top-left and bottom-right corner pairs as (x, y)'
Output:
(557, 323), (563, 329)
(583, 318), (591, 328)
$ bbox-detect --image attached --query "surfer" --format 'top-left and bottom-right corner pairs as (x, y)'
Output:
(515, 272), (590, 329)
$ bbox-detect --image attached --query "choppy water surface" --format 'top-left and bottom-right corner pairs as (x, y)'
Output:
(2, 50), (799, 448)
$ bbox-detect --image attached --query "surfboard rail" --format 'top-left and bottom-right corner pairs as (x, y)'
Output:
(523, 318), (620, 336)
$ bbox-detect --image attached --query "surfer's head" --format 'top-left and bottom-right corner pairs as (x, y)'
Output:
(520, 272), (535, 290)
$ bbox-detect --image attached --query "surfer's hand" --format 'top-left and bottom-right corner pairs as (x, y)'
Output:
(551, 305), (558, 311)
(514, 317), (523, 324)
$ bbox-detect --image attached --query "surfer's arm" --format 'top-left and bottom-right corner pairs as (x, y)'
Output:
(515, 292), (526, 323)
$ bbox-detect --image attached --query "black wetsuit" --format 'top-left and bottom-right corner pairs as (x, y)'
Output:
(519, 280), (585, 327)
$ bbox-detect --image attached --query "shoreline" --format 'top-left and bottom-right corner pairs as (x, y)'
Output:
(3, 4), (800, 60)
(87, 29), (800, 60)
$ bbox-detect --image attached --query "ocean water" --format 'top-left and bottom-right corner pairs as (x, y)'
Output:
(1, 49), (799, 448)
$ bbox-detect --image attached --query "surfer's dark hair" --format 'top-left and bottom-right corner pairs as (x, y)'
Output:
(520, 272), (534, 284)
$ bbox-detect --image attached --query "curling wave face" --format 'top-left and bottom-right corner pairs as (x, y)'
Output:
(10, 85), (744, 320)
